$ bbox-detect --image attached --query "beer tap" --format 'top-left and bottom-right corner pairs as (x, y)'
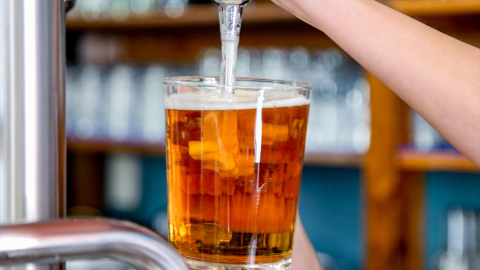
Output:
(211, 0), (251, 37)
(212, 0), (251, 86)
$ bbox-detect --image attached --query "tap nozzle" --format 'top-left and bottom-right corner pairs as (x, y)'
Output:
(65, 0), (75, 12)
(212, 0), (250, 6)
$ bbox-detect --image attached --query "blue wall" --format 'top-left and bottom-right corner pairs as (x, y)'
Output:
(298, 168), (480, 270)
(299, 166), (363, 269)
(138, 156), (169, 227)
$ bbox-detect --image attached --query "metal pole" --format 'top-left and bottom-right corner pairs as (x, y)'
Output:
(0, 0), (65, 268)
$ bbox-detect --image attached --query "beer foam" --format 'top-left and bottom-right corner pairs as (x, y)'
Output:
(165, 90), (310, 110)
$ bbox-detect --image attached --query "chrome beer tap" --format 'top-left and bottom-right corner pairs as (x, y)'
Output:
(212, 0), (251, 86)
(211, 0), (251, 40)
(212, 0), (250, 5)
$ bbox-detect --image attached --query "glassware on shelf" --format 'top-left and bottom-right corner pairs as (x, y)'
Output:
(411, 111), (450, 151)
(109, 0), (132, 21)
(130, 0), (157, 15)
(71, 0), (112, 20)
(66, 63), (192, 142)
(437, 207), (480, 270)
(73, 65), (106, 139)
(104, 65), (137, 141)
(198, 48), (222, 77)
(236, 47), (251, 78)
(65, 65), (78, 135)
(66, 46), (371, 155)
(161, 0), (188, 18)
(70, 0), (188, 20)
(347, 78), (371, 154)
(261, 48), (288, 80)
(288, 46), (311, 83)
(139, 65), (167, 143)
(105, 154), (143, 216)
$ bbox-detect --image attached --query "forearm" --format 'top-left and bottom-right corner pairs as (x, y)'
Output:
(274, 0), (480, 166)
(291, 216), (323, 270)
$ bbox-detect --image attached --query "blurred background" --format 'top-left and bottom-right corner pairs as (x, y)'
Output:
(63, 1), (480, 269)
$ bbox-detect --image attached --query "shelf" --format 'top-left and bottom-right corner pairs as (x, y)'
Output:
(67, 136), (165, 156)
(66, 1), (480, 31)
(304, 152), (364, 168)
(388, 0), (480, 16)
(66, 4), (297, 30)
(396, 148), (479, 173)
(67, 137), (363, 167)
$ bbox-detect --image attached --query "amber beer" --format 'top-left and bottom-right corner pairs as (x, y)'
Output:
(165, 79), (310, 267)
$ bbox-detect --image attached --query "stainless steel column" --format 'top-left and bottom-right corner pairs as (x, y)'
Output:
(0, 0), (65, 263)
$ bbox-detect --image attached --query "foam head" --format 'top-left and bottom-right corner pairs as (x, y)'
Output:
(165, 90), (310, 111)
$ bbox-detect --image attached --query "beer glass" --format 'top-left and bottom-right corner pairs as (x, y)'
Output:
(164, 76), (312, 270)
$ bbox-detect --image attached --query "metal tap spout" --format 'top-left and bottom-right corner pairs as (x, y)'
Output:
(212, 0), (250, 7)
(64, 0), (75, 12)
(0, 219), (189, 270)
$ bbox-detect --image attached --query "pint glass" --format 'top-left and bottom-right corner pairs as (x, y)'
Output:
(164, 77), (312, 270)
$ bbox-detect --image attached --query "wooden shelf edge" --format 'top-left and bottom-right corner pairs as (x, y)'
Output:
(67, 137), (165, 156)
(396, 148), (479, 173)
(304, 152), (364, 167)
(66, 4), (297, 30)
(388, 0), (480, 16)
(66, 1), (480, 31)
(67, 137), (364, 167)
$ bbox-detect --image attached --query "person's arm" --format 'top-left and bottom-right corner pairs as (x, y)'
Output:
(272, 0), (480, 167)
(291, 215), (323, 270)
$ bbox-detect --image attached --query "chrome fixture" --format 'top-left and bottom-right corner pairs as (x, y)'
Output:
(212, 0), (250, 6)
(0, 0), (65, 226)
(0, 219), (189, 270)
(0, 0), (188, 269)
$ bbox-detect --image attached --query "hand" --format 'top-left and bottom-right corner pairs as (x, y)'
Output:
(291, 214), (323, 270)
